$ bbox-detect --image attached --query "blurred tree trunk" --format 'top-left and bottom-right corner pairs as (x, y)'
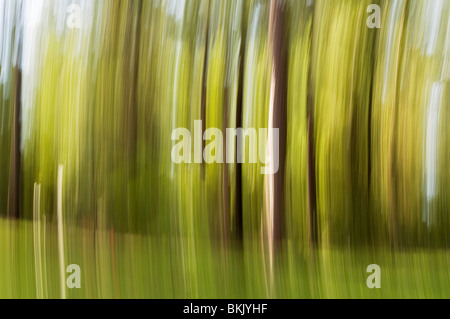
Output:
(265, 0), (287, 248)
(307, 2), (318, 247)
(201, 3), (210, 180)
(7, 65), (21, 219)
(124, 0), (143, 165)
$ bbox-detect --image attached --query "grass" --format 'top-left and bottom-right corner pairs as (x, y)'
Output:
(1, 218), (449, 299)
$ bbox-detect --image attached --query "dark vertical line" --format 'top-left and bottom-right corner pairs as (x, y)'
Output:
(128, 0), (142, 232)
(129, 0), (142, 168)
(201, 3), (210, 180)
(235, 12), (245, 243)
(8, 7), (23, 220)
(270, 0), (288, 245)
(307, 100), (317, 246)
(307, 2), (318, 247)
(368, 76), (373, 196)
(8, 65), (21, 219)
(367, 45), (375, 245)
(222, 86), (230, 245)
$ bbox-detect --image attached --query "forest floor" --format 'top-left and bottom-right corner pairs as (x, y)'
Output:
(0, 219), (449, 298)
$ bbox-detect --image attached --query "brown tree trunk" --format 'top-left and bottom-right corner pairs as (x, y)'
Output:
(235, 22), (245, 244)
(201, 3), (211, 180)
(8, 66), (21, 219)
(222, 86), (230, 245)
(266, 0), (287, 247)
(124, 0), (142, 167)
(307, 3), (318, 247)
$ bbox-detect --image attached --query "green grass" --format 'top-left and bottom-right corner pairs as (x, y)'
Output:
(1, 219), (449, 299)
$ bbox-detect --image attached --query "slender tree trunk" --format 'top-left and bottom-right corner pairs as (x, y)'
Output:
(222, 86), (230, 245)
(201, 3), (211, 180)
(307, 96), (317, 246)
(235, 24), (245, 244)
(266, 0), (287, 248)
(307, 3), (318, 247)
(7, 65), (21, 219)
(123, 0), (142, 175)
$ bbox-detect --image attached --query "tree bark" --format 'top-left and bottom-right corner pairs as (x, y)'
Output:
(7, 65), (21, 219)
(307, 2), (318, 247)
(201, 3), (210, 180)
(266, 0), (287, 247)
